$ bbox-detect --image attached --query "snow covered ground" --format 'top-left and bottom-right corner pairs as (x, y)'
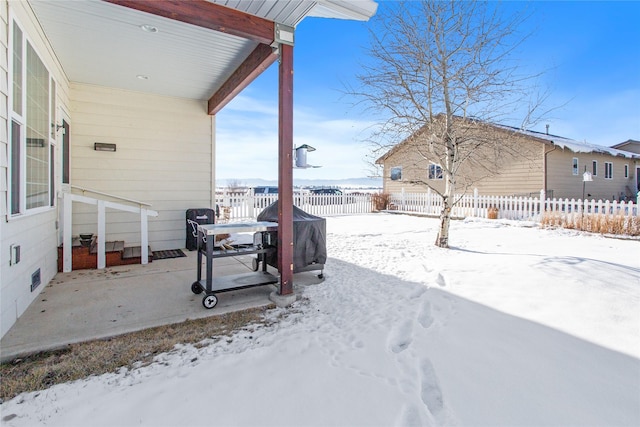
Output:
(2, 214), (639, 426)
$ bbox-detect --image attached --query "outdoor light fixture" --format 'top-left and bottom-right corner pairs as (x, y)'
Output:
(94, 142), (116, 152)
(140, 24), (158, 33)
(275, 23), (294, 46)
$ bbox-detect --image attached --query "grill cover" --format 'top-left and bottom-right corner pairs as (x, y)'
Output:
(257, 202), (326, 272)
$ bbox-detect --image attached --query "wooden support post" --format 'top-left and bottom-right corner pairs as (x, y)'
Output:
(277, 43), (294, 296)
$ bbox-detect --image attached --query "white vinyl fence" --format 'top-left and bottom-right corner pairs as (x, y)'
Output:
(215, 192), (374, 221)
(388, 189), (640, 221)
(214, 189), (639, 224)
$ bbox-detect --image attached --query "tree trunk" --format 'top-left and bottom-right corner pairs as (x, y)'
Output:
(435, 196), (451, 248)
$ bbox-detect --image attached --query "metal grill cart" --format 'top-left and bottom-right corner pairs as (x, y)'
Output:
(191, 221), (279, 309)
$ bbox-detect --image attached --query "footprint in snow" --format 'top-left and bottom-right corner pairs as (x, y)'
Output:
(435, 272), (447, 287)
(417, 299), (434, 329)
(395, 404), (427, 427)
(419, 359), (444, 420)
(388, 319), (414, 354)
(408, 285), (427, 300)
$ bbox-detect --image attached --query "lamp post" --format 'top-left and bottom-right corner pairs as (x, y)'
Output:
(582, 166), (593, 223)
(582, 167), (593, 201)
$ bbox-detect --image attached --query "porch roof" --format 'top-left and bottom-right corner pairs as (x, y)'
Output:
(28, 0), (377, 110)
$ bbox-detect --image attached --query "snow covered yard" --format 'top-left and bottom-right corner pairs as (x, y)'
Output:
(2, 213), (639, 426)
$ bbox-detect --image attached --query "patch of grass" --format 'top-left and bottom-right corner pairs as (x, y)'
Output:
(0, 305), (275, 402)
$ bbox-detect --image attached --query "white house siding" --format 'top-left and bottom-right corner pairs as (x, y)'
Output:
(546, 148), (637, 200)
(1, 1), (71, 337)
(69, 83), (214, 251)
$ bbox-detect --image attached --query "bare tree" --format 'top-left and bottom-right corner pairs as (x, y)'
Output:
(351, 1), (550, 247)
(226, 179), (246, 193)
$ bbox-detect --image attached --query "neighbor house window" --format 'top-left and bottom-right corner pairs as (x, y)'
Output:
(428, 163), (443, 180)
(572, 158), (579, 175)
(605, 162), (613, 179)
(390, 167), (402, 181)
(592, 160), (597, 177)
(9, 19), (55, 215)
(624, 164), (629, 179)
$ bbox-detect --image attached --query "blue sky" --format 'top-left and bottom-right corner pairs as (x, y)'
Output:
(216, 1), (640, 183)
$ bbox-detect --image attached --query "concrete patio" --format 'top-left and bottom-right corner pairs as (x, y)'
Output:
(0, 251), (321, 362)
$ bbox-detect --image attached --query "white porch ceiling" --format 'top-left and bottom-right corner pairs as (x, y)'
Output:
(28, 0), (377, 102)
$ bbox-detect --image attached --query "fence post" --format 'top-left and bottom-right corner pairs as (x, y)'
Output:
(473, 188), (479, 218)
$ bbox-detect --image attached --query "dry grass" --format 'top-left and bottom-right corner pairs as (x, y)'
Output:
(372, 192), (391, 211)
(540, 212), (640, 236)
(0, 305), (275, 402)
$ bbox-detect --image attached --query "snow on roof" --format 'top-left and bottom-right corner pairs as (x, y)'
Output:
(495, 124), (640, 159)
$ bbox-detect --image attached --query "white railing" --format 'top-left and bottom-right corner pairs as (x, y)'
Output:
(388, 189), (640, 221)
(61, 187), (158, 272)
(214, 192), (374, 221)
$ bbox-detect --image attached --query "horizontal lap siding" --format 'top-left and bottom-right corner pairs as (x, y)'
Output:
(2, 1), (72, 337)
(381, 135), (543, 196)
(546, 149), (637, 200)
(70, 83), (213, 250)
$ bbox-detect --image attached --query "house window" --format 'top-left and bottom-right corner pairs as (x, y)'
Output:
(592, 160), (597, 177)
(605, 162), (613, 179)
(428, 163), (443, 180)
(390, 166), (402, 181)
(572, 158), (579, 175)
(9, 19), (55, 215)
(624, 164), (629, 179)
(10, 121), (21, 215)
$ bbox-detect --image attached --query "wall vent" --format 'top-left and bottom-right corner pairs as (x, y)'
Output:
(31, 269), (41, 292)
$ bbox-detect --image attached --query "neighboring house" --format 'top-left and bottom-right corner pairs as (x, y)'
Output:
(611, 140), (640, 192)
(611, 139), (640, 155)
(0, 0), (377, 338)
(376, 120), (639, 200)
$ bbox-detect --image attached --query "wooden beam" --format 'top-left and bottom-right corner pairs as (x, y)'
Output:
(103, 0), (275, 45)
(208, 43), (277, 115)
(277, 43), (294, 296)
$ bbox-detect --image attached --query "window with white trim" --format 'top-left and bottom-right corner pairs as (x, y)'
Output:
(605, 162), (613, 179)
(428, 163), (443, 180)
(572, 158), (579, 175)
(624, 164), (629, 179)
(592, 160), (597, 177)
(9, 19), (56, 215)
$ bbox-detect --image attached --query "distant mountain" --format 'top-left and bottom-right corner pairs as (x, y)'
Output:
(218, 177), (382, 189)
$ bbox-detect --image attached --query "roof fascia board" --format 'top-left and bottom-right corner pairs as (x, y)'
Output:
(208, 43), (278, 115)
(102, 0), (275, 45)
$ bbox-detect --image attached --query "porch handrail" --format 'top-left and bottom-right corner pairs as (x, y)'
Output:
(71, 184), (152, 207)
(61, 191), (158, 273)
